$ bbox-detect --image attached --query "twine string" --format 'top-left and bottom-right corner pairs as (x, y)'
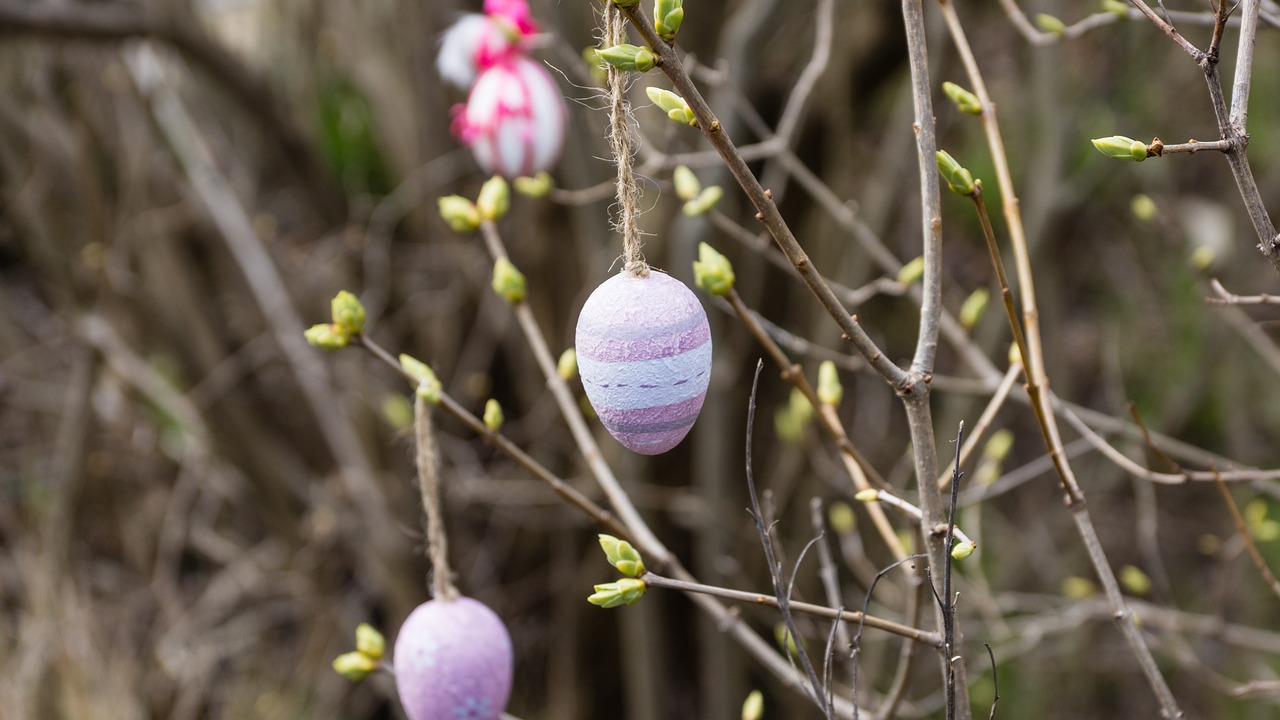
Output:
(415, 394), (459, 601)
(603, 5), (648, 277)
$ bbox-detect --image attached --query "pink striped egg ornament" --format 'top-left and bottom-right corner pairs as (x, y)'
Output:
(394, 597), (513, 720)
(575, 271), (712, 455)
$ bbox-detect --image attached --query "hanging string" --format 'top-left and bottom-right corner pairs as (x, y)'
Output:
(603, 5), (649, 278)
(415, 394), (459, 601)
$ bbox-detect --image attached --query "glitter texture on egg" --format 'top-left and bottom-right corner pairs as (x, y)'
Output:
(394, 597), (514, 720)
(575, 271), (712, 455)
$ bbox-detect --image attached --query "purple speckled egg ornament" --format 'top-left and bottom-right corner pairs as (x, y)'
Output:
(575, 270), (712, 455)
(394, 597), (513, 720)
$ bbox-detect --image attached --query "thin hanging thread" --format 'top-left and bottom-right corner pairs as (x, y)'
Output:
(604, 5), (648, 278)
(415, 394), (459, 601)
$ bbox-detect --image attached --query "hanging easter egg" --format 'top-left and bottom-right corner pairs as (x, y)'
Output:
(437, 14), (517, 89)
(437, 0), (540, 90)
(394, 597), (514, 720)
(575, 270), (712, 455)
(460, 56), (567, 178)
(484, 0), (539, 36)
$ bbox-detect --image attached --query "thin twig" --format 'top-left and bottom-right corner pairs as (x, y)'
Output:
(723, 286), (907, 560)
(1207, 277), (1280, 305)
(856, 489), (976, 549)
(1211, 474), (1280, 601)
(959, 178), (1184, 716)
(352, 334), (629, 539)
(941, 422), (965, 720)
(851, 554), (934, 705)
(1229, 0), (1261, 130)
(940, 362), (1022, 491)
(984, 644), (999, 720)
(642, 572), (942, 647)
(1128, 0), (1208, 59)
(773, 0), (834, 146)
(811, 498), (853, 654)
(744, 359), (830, 714)
(872, 573), (923, 720)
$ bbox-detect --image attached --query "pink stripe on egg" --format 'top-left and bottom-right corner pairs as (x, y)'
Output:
(595, 393), (707, 435)
(577, 313), (710, 363)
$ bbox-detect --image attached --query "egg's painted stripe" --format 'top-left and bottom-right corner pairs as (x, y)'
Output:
(578, 343), (712, 410)
(596, 393), (706, 433)
(614, 427), (694, 455)
(577, 317), (710, 363)
(577, 303), (705, 338)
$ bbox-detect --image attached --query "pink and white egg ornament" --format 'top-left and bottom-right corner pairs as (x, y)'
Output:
(437, 0), (566, 178)
(394, 596), (514, 720)
(575, 270), (712, 455)
(459, 55), (566, 178)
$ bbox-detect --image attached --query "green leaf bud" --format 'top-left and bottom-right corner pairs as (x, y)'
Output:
(1036, 13), (1066, 35)
(827, 501), (856, 534)
(582, 47), (608, 84)
(483, 398), (504, 431)
(438, 195), (481, 232)
(959, 287), (989, 330)
(655, 0), (684, 41)
(598, 44), (656, 73)
(647, 86), (696, 126)
(1130, 193), (1157, 222)
(1007, 342), (1022, 367)
(333, 651), (376, 681)
(1102, 0), (1129, 16)
(773, 624), (800, 660)
(304, 323), (349, 351)
(355, 623), (385, 660)
(950, 540), (976, 560)
(854, 488), (879, 503)
(982, 429), (1015, 464)
(774, 388), (813, 445)
(692, 242), (736, 296)
(936, 150), (976, 196)
(514, 171), (555, 198)
(1119, 564), (1152, 595)
(1257, 519), (1279, 542)
(1061, 576), (1097, 599)
(476, 176), (511, 220)
(1246, 499), (1280, 542)
(942, 81), (983, 115)
(1091, 135), (1149, 162)
(491, 256), (528, 304)
(897, 256), (925, 286)
(817, 360), (843, 407)
(673, 165), (701, 201)
(588, 578), (647, 608)
(683, 185), (724, 216)
(598, 534), (646, 577)
(741, 690), (764, 720)
(557, 348), (578, 381)
(382, 393), (414, 431)
(399, 353), (442, 404)
(330, 290), (367, 336)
